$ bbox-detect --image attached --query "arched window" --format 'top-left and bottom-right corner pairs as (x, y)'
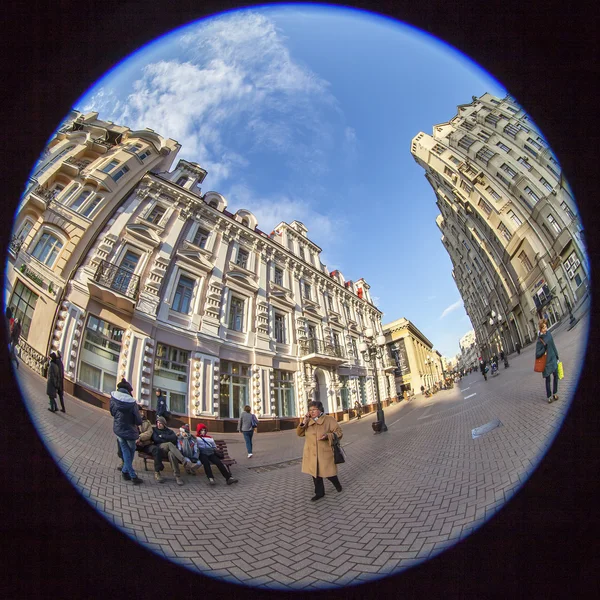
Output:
(81, 196), (102, 218)
(241, 217), (250, 227)
(70, 189), (92, 212)
(31, 231), (64, 267)
(208, 199), (219, 209)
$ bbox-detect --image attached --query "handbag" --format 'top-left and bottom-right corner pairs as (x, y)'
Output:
(557, 361), (564, 380)
(331, 433), (345, 465)
(534, 338), (547, 373)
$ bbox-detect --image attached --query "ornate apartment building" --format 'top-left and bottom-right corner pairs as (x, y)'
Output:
(458, 329), (479, 371)
(411, 92), (588, 358)
(382, 317), (444, 395)
(6, 112), (392, 431)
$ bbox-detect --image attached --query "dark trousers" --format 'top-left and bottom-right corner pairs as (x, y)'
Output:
(48, 395), (58, 411)
(313, 475), (341, 497)
(545, 370), (558, 397)
(199, 453), (230, 480)
(57, 390), (65, 411)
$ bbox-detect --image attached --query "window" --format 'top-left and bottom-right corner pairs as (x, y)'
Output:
(561, 202), (575, 220)
(208, 199), (219, 209)
(462, 239), (471, 251)
(307, 323), (317, 340)
(444, 166), (456, 178)
(496, 172), (511, 187)
(219, 361), (250, 418)
(81, 196), (102, 218)
(332, 332), (342, 355)
(34, 145), (75, 177)
(274, 313), (286, 343)
(153, 343), (189, 414)
(339, 375), (351, 409)
(449, 155), (461, 165)
(527, 137), (543, 150)
(138, 149), (151, 161)
(228, 296), (244, 331)
(478, 198), (493, 216)
(172, 275), (195, 313)
(432, 143), (446, 156)
(192, 227), (209, 249)
(461, 120), (475, 131)
(517, 157), (532, 171)
(540, 177), (553, 192)
(112, 165), (130, 182)
(547, 164), (560, 179)
(486, 113), (501, 126)
(500, 163), (517, 178)
(32, 232), (63, 267)
(486, 186), (501, 200)
(508, 210), (523, 227)
(303, 282), (312, 300)
(460, 180), (473, 194)
(101, 159), (120, 174)
(473, 257), (481, 272)
(69, 190), (92, 212)
(274, 266), (283, 286)
(327, 295), (333, 310)
(241, 217), (250, 228)
(458, 135), (475, 150)
(61, 185), (80, 205)
(9, 281), (39, 340)
(498, 222), (512, 242)
(496, 142), (510, 153)
(273, 370), (295, 417)
(503, 123), (519, 138)
(477, 130), (491, 142)
(490, 99), (500, 105)
(476, 146), (494, 164)
(547, 214), (562, 234)
(79, 315), (124, 394)
(506, 105), (519, 114)
(518, 250), (533, 272)
(523, 144), (538, 158)
(236, 248), (249, 269)
(299, 246), (305, 260)
(524, 186), (541, 203)
(176, 176), (188, 186)
(147, 204), (166, 225)
(15, 220), (33, 243)
(351, 338), (358, 359)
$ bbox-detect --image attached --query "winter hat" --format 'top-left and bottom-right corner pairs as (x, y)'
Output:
(117, 378), (133, 393)
(156, 416), (167, 426)
(182, 424), (190, 433)
(196, 423), (208, 436)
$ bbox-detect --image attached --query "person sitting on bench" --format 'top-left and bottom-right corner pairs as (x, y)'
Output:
(176, 424), (202, 475)
(195, 423), (238, 486)
(150, 416), (191, 485)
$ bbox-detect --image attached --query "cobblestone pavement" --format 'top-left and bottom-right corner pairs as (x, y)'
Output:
(15, 317), (589, 590)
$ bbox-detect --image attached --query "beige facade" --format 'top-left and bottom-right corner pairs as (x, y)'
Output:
(6, 112), (388, 429)
(5, 110), (179, 371)
(411, 92), (589, 358)
(382, 317), (445, 395)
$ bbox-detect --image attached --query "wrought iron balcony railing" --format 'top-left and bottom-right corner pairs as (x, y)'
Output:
(93, 259), (140, 300)
(300, 337), (346, 359)
(16, 336), (48, 377)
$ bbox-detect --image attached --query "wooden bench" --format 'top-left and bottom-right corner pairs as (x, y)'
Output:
(137, 439), (237, 474)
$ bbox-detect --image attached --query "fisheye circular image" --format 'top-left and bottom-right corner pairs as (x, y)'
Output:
(4, 2), (591, 591)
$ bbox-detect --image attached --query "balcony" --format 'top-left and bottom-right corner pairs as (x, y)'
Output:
(299, 338), (347, 367)
(88, 259), (140, 313)
(382, 355), (397, 373)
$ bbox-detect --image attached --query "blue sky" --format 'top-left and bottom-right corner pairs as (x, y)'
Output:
(74, 4), (507, 359)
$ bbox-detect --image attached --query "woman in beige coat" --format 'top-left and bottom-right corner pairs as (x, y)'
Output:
(297, 400), (343, 501)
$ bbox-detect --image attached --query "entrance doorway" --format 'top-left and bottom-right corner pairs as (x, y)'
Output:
(313, 368), (329, 413)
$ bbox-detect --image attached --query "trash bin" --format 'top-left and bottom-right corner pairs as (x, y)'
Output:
(343, 413), (350, 422)
(372, 421), (382, 433)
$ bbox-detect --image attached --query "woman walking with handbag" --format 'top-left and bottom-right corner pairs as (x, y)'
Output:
(237, 405), (258, 458)
(297, 400), (343, 501)
(535, 318), (561, 403)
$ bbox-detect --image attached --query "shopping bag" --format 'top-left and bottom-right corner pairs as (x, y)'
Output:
(557, 361), (564, 380)
(534, 353), (547, 373)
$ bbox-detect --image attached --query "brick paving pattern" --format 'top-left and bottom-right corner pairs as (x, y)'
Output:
(15, 318), (588, 590)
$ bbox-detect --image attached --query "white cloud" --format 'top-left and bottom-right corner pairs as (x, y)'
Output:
(81, 11), (344, 188)
(440, 300), (463, 319)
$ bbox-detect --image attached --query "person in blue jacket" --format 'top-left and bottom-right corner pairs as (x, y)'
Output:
(110, 381), (143, 484)
(535, 318), (560, 403)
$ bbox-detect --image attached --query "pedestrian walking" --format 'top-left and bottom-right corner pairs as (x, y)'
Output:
(109, 380), (143, 484)
(237, 405), (257, 458)
(479, 358), (488, 381)
(55, 350), (66, 412)
(535, 318), (561, 403)
(353, 399), (362, 419)
(46, 352), (61, 412)
(516, 341), (521, 355)
(155, 388), (169, 422)
(9, 317), (21, 370)
(296, 400), (343, 502)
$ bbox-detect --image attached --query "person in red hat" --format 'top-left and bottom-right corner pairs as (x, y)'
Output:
(195, 423), (238, 486)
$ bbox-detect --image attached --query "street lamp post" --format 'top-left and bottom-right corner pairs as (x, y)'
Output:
(358, 327), (388, 434)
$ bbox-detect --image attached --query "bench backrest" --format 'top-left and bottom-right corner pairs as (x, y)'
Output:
(214, 439), (233, 462)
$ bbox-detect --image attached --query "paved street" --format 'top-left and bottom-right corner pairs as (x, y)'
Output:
(15, 317), (589, 590)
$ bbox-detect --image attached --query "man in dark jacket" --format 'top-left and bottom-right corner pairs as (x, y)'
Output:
(9, 317), (21, 370)
(46, 352), (61, 412)
(110, 381), (143, 484)
(150, 415), (187, 485)
(155, 389), (168, 421)
(55, 350), (66, 412)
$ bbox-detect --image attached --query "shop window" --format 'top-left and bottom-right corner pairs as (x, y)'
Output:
(219, 361), (250, 418)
